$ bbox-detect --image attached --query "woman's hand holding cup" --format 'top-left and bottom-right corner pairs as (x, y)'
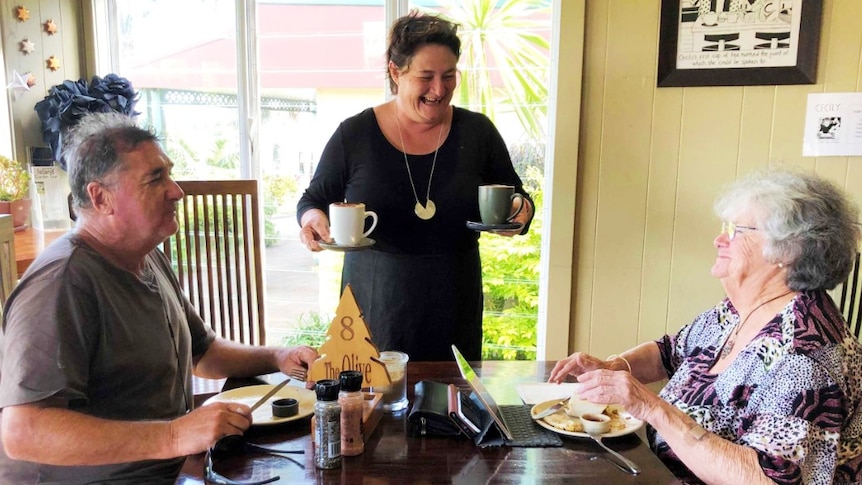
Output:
(299, 208), (331, 252)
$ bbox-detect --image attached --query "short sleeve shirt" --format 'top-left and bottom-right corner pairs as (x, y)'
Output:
(0, 233), (215, 484)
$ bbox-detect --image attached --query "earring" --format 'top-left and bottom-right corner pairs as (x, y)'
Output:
(778, 263), (784, 268)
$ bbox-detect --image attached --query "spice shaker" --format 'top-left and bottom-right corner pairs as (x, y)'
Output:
(338, 370), (365, 456)
(314, 379), (341, 469)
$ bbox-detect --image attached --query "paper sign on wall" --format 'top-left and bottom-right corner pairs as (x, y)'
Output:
(803, 93), (862, 157)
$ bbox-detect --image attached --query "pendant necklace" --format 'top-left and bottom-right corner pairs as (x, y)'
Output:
(395, 106), (445, 220)
(719, 291), (792, 359)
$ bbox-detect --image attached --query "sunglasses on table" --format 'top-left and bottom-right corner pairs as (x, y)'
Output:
(721, 221), (758, 241)
(205, 434), (304, 485)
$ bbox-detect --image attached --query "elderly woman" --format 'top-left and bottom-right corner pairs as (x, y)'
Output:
(550, 169), (862, 484)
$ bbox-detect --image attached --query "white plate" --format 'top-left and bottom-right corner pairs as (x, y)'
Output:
(203, 384), (315, 426)
(530, 399), (644, 439)
(319, 238), (375, 252)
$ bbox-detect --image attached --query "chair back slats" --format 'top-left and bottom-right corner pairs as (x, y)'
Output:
(0, 214), (17, 309)
(839, 252), (862, 340)
(163, 180), (265, 346)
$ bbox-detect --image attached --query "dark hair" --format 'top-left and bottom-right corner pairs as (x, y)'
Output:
(64, 111), (159, 210)
(385, 10), (461, 94)
(714, 168), (861, 291)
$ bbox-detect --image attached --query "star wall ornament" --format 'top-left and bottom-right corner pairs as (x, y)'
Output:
(44, 19), (58, 35)
(16, 6), (30, 22)
(6, 70), (31, 100)
(46, 55), (61, 71)
(20, 38), (36, 55)
(25, 73), (36, 88)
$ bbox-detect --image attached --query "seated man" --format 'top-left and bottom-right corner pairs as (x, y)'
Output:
(0, 111), (318, 484)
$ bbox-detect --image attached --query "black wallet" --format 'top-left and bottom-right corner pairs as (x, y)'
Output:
(407, 380), (491, 441)
(407, 380), (464, 437)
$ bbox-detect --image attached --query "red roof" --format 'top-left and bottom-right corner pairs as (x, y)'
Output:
(125, 4), (386, 90)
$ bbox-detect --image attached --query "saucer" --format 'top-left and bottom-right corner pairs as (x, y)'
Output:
(319, 238), (376, 252)
(466, 221), (523, 232)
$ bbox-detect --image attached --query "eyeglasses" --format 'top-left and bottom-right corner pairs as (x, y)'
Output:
(400, 19), (456, 38)
(721, 221), (758, 241)
(204, 435), (304, 485)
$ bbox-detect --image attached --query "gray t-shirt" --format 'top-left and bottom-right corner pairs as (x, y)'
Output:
(0, 233), (215, 484)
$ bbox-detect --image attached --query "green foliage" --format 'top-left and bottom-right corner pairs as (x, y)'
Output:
(480, 151), (544, 360)
(0, 155), (30, 201)
(166, 137), (299, 246)
(165, 136), (237, 180)
(436, 0), (552, 141)
(280, 312), (332, 348)
(262, 174), (297, 247)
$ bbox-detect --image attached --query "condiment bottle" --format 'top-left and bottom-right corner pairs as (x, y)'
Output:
(314, 379), (341, 469)
(338, 370), (365, 456)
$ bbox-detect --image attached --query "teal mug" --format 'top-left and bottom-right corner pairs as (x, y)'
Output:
(478, 185), (524, 225)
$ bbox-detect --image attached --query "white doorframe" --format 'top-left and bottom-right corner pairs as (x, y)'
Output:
(539, 0), (585, 360)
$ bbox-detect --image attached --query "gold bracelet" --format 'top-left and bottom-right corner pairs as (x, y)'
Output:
(606, 354), (632, 373)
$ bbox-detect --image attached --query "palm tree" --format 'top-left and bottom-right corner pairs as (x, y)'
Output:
(426, 0), (551, 141)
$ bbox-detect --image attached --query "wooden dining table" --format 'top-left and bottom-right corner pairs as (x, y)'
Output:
(177, 360), (682, 484)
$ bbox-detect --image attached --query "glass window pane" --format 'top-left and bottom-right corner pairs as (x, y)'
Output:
(411, 1), (552, 359)
(257, 2), (386, 347)
(112, 0), (242, 181)
(102, 0), (552, 359)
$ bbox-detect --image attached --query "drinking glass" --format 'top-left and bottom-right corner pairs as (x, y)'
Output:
(373, 351), (409, 412)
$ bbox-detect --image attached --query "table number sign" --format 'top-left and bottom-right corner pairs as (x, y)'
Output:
(309, 284), (391, 388)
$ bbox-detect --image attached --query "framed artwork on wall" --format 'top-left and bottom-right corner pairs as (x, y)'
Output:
(657, 0), (822, 87)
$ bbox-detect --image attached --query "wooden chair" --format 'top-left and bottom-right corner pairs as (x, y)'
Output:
(163, 180), (266, 345)
(839, 252), (862, 339)
(0, 214), (17, 309)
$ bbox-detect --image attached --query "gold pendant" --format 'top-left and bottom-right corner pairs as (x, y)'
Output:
(414, 200), (436, 220)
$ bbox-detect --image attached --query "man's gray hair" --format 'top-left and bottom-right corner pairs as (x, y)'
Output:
(63, 112), (158, 210)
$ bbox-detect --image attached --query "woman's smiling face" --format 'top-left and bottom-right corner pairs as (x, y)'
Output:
(711, 214), (773, 288)
(391, 43), (458, 125)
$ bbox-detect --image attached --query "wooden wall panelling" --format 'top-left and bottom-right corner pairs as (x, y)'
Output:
(589, 0), (658, 357)
(736, 86), (776, 177)
(1, 0), (83, 168)
(666, 88), (742, 332)
(641, 88), (682, 342)
(571, 0), (610, 354)
(814, 0), (862, 195)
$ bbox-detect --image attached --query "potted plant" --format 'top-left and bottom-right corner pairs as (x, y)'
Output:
(0, 155), (32, 229)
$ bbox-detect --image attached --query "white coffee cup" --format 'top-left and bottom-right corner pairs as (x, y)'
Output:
(329, 202), (378, 246)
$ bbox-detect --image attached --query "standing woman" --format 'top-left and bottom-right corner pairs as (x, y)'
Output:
(297, 11), (533, 361)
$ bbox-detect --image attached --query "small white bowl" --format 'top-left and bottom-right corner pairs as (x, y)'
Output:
(579, 413), (611, 434)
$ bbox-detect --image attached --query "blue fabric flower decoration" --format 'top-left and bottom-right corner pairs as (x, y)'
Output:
(34, 74), (139, 170)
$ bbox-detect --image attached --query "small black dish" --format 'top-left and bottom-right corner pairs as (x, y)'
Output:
(272, 398), (299, 417)
(466, 221), (524, 232)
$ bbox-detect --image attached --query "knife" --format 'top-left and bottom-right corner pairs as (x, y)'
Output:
(249, 378), (291, 412)
(531, 397), (571, 420)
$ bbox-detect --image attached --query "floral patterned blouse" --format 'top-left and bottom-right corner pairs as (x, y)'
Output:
(649, 290), (862, 484)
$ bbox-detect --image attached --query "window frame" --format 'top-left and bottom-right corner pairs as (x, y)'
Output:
(86, 0), (580, 360)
